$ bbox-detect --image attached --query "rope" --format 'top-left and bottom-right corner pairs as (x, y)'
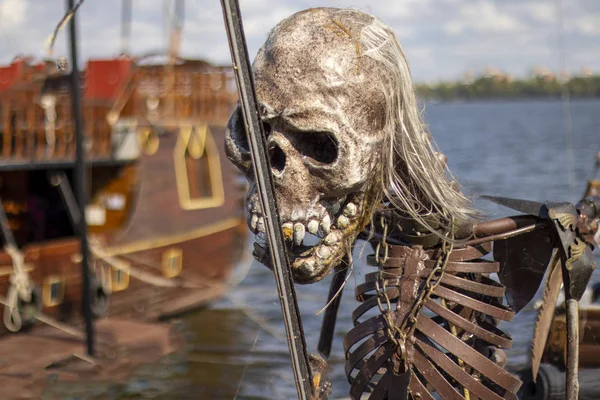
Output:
(5, 246), (31, 302)
(3, 246), (33, 333)
(0, 295), (84, 340)
(44, 0), (86, 58)
(40, 97), (57, 159)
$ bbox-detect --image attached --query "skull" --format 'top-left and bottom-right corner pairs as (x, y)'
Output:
(225, 8), (389, 284)
(225, 8), (472, 284)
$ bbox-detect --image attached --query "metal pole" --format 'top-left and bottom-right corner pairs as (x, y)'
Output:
(67, 0), (94, 357)
(565, 298), (579, 400)
(0, 196), (17, 249)
(48, 171), (81, 228)
(318, 260), (349, 359)
(219, 1), (314, 398)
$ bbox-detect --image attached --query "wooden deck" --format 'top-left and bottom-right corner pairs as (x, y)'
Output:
(0, 318), (182, 400)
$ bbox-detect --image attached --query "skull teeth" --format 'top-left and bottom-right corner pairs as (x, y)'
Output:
(291, 210), (301, 221)
(320, 214), (331, 234)
(299, 259), (315, 274)
(337, 215), (349, 228)
(257, 217), (265, 233)
(307, 219), (319, 234)
(317, 245), (331, 259)
(251, 214), (258, 230)
(293, 223), (306, 246)
(282, 222), (294, 241)
(343, 203), (357, 217)
(324, 232), (340, 246)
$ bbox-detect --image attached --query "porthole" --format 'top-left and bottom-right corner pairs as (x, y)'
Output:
(162, 248), (182, 278)
(42, 276), (65, 307)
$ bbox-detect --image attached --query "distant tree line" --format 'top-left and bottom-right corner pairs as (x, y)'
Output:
(415, 75), (600, 101)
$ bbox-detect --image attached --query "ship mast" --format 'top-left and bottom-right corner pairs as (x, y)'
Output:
(121, 0), (132, 55)
(66, 0), (95, 357)
(165, 0), (184, 117)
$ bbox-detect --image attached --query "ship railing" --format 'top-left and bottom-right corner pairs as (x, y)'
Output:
(0, 113), (139, 167)
(132, 68), (238, 126)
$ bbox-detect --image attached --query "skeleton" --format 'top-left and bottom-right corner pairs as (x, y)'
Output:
(225, 7), (598, 399)
(226, 7), (473, 283)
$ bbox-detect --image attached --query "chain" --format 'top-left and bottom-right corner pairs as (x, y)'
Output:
(374, 215), (455, 365)
(400, 231), (454, 339)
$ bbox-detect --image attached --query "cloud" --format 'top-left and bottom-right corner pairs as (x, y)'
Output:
(0, 0), (26, 28)
(0, 0), (600, 82)
(443, 0), (524, 36)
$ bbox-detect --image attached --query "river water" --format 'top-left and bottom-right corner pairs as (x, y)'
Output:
(49, 99), (600, 399)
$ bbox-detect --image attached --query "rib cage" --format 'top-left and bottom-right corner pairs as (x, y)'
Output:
(344, 241), (521, 399)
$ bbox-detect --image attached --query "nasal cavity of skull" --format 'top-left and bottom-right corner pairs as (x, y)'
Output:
(294, 131), (338, 165)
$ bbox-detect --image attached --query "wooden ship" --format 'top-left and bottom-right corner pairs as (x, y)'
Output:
(0, 52), (247, 335)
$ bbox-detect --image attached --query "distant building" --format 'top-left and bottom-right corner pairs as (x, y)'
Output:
(558, 70), (570, 83)
(531, 67), (555, 81)
(482, 67), (509, 83)
(482, 67), (502, 79)
(462, 69), (475, 84)
(580, 67), (594, 77)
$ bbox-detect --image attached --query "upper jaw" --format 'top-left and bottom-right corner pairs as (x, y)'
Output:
(246, 190), (364, 284)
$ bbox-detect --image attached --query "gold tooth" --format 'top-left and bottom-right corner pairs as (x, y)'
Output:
(282, 222), (294, 240)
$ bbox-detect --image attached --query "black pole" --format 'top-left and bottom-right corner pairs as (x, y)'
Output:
(67, 0), (94, 357)
(317, 260), (349, 359)
(220, 1), (314, 398)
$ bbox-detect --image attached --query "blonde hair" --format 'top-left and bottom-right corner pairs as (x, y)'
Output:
(360, 18), (479, 232)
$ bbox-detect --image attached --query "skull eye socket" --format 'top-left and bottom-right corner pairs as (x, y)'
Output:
(231, 109), (250, 152)
(230, 110), (272, 154)
(293, 131), (338, 165)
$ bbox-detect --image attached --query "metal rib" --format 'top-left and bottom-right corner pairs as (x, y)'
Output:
(416, 315), (522, 393)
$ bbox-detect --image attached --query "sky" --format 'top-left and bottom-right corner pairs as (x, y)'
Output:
(0, 0), (599, 83)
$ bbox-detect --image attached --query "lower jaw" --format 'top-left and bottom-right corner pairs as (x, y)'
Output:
(249, 193), (367, 283)
(252, 241), (333, 284)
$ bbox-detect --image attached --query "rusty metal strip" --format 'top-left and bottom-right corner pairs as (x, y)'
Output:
(416, 315), (522, 393)
(413, 347), (464, 400)
(367, 372), (392, 400)
(415, 335), (506, 400)
(424, 299), (512, 348)
(356, 273), (504, 305)
(344, 317), (386, 352)
(355, 279), (399, 301)
(349, 342), (396, 399)
(364, 271), (402, 283)
(456, 215), (543, 239)
(352, 289), (398, 323)
(368, 370), (411, 400)
(433, 273), (506, 298)
(345, 330), (388, 377)
(409, 371), (435, 400)
(424, 260), (500, 273)
(365, 259), (500, 273)
(382, 242), (490, 262)
(434, 285), (515, 321)
(426, 242), (491, 260)
(531, 252), (562, 381)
